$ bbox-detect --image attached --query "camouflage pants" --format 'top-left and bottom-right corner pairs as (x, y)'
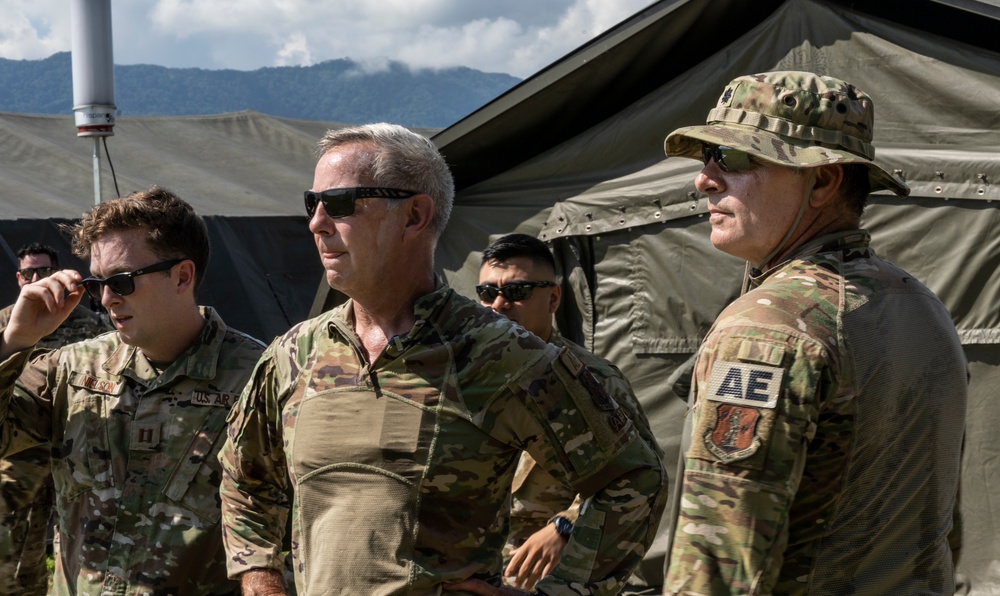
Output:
(0, 445), (53, 596)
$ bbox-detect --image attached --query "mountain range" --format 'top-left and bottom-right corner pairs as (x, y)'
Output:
(0, 52), (522, 128)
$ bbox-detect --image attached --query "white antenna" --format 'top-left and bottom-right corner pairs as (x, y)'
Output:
(70, 0), (116, 205)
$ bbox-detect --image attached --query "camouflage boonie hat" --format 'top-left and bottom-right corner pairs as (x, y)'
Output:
(664, 71), (909, 196)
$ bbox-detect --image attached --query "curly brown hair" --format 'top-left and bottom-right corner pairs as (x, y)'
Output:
(65, 186), (210, 291)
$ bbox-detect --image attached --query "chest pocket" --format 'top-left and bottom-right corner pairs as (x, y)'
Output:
(162, 405), (231, 526)
(56, 375), (124, 501)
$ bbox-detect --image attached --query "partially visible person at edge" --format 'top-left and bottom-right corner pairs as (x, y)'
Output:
(218, 123), (667, 596)
(0, 187), (265, 594)
(476, 233), (661, 592)
(0, 243), (108, 595)
(660, 71), (968, 595)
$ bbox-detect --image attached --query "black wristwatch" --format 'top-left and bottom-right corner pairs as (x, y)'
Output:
(552, 515), (574, 539)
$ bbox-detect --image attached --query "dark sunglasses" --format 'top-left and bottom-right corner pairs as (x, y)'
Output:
(304, 187), (418, 218)
(702, 144), (753, 172)
(475, 281), (556, 303)
(80, 258), (185, 302)
(17, 267), (56, 281)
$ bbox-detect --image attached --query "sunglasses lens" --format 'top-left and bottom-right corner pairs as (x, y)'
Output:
(703, 145), (752, 172)
(502, 285), (531, 301)
(83, 274), (136, 300)
(106, 274), (135, 297)
(476, 286), (499, 302)
(305, 190), (356, 218)
(81, 279), (102, 301)
(304, 192), (318, 217)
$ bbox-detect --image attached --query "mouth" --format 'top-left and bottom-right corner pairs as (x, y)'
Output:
(708, 207), (731, 222)
(318, 245), (347, 261)
(111, 314), (132, 328)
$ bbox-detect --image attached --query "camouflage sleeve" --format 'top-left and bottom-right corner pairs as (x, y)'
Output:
(663, 328), (827, 595)
(502, 347), (667, 596)
(0, 349), (56, 458)
(553, 495), (581, 525)
(218, 343), (292, 578)
(508, 452), (578, 550)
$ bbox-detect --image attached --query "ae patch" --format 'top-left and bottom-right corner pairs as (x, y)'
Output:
(707, 360), (783, 408)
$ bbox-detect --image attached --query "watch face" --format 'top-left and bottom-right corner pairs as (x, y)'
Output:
(554, 516), (573, 538)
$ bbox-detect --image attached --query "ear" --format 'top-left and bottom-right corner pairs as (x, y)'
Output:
(401, 194), (435, 242)
(548, 284), (561, 315)
(175, 259), (197, 295)
(809, 164), (845, 209)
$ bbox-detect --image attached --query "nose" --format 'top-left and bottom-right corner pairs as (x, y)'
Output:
(695, 160), (726, 195)
(30, 272), (42, 282)
(490, 294), (510, 312)
(100, 283), (122, 309)
(308, 201), (335, 236)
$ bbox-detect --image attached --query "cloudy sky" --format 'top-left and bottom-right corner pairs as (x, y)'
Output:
(1, 0), (655, 78)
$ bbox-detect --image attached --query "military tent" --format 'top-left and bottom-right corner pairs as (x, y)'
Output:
(0, 108), (438, 344)
(349, 0), (997, 591)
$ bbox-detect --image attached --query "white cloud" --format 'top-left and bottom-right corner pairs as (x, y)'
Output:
(0, 0), (72, 60)
(276, 32), (312, 67)
(0, 0), (656, 78)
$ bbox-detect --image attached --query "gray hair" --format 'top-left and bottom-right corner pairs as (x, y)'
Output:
(317, 123), (455, 239)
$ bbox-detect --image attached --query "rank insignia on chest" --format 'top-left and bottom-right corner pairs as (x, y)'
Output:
(131, 423), (161, 451)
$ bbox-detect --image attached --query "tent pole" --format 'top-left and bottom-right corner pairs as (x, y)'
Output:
(92, 137), (102, 205)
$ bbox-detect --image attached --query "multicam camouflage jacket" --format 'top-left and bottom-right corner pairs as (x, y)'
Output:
(0, 306), (264, 596)
(0, 302), (109, 596)
(219, 285), (666, 596)
(506, 330), (661, 558)
(664, 231), (968, 595)
(0, 303), (110, 516)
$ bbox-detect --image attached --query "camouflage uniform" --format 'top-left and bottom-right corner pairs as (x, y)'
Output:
(506, 329), (660, 563)
(219, 285), (666, 596)
(0, 303), (108, 595)
(0, 306), (264, 595)
(663, 232), (967, 594)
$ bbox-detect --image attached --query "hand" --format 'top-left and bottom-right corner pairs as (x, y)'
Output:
(504, 522), (566, 591)
(443, 578), (532, 595)
(239, 568), (287, 596)
(1, 270), (85, 359)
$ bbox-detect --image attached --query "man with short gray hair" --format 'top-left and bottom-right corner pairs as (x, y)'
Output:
(219, 123), (666, 596)
(661, 72), (967, 594)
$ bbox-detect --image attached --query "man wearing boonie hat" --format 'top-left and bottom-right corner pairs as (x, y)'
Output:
(660, 72), (968, 595)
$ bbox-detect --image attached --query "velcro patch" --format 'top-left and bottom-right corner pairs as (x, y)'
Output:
(703, 404), (761, 462)
(191, 391), (235, 408)
(707, 361), (783, 409)
(69, 372), (124, 395)
(131, 423), (161, 451)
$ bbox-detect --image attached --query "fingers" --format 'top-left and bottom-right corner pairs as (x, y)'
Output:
(505, 546), (527, 579)
(21, 270), (85, 311)
(508, 545), (548, 590)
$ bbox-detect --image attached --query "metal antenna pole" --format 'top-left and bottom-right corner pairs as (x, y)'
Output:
(92, 137), (103, 205)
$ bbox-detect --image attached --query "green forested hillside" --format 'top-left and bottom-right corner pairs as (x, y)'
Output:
(0, 52), (521, 127)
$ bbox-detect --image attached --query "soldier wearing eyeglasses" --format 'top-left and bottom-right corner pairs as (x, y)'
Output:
(218, 123), (666, 596)
(476, 233), (660, 593)
(0, 187), (264, 595)
(660, 72), (967, 595)
(0, 243), (107, 596)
